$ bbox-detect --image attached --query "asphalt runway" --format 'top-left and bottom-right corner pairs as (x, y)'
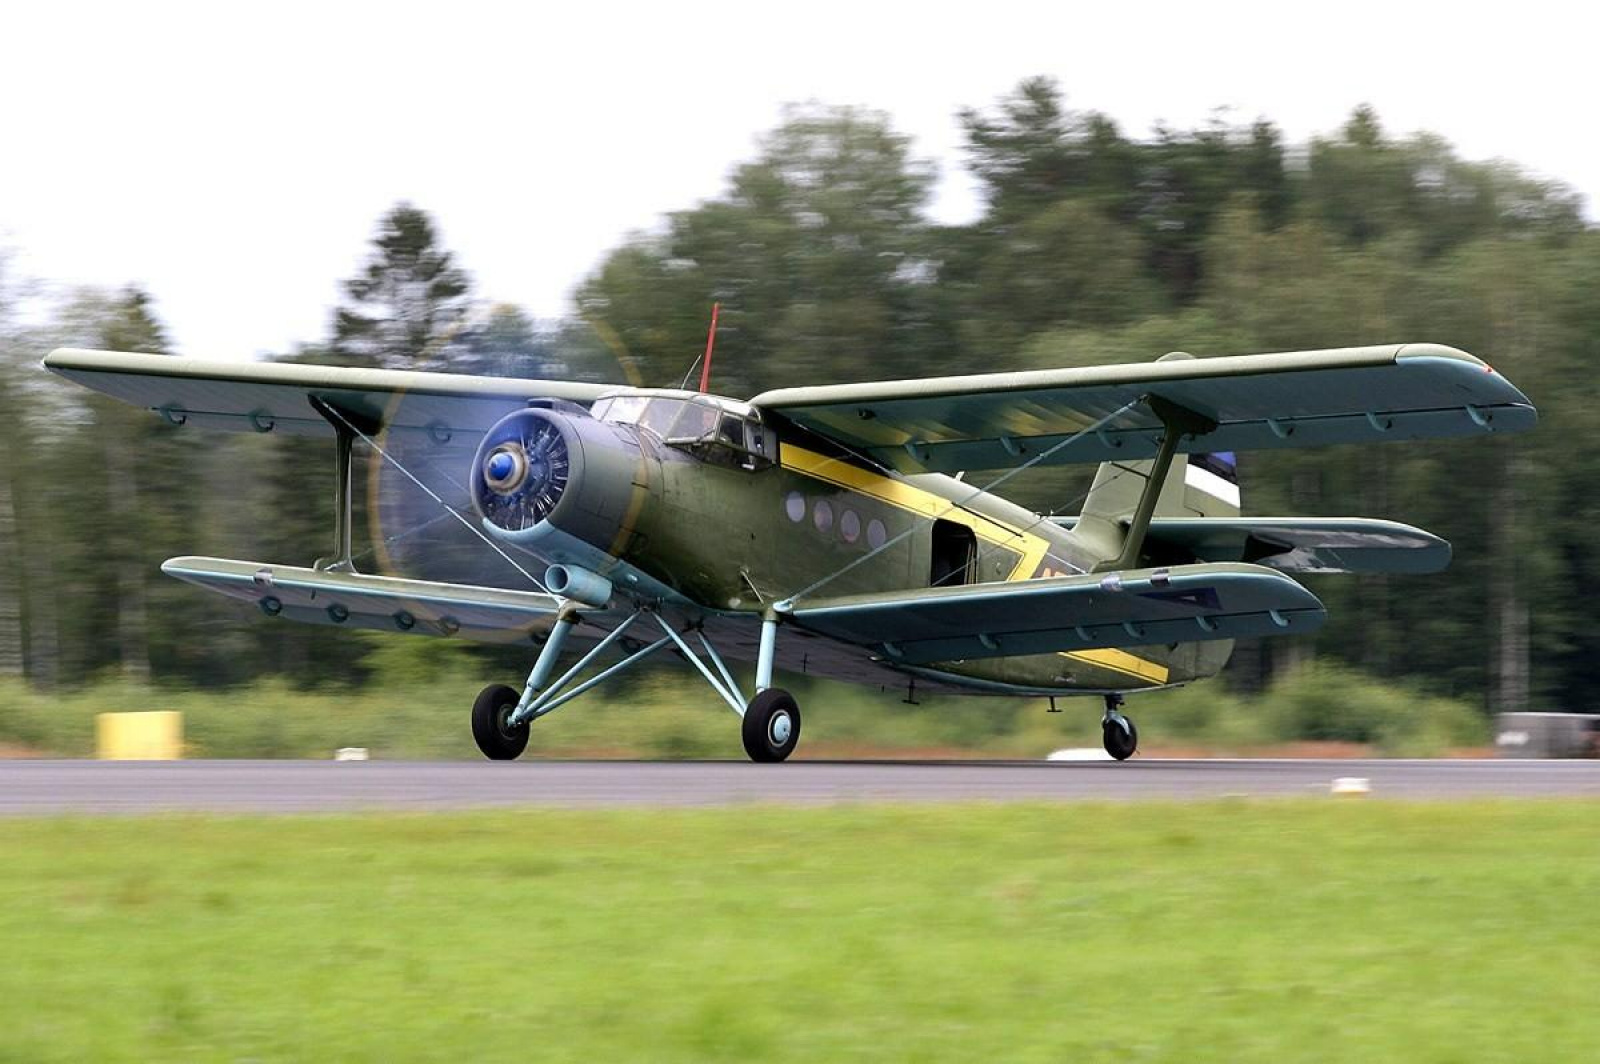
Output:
(2, 758), (1599, 814)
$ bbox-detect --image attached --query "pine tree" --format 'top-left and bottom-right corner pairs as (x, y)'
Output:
(332, 204), (472, 370)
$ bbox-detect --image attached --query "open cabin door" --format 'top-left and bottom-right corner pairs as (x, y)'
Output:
(930, 519), (977, 587)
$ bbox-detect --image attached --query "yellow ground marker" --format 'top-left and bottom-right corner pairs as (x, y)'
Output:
(95, 711), (183, 760)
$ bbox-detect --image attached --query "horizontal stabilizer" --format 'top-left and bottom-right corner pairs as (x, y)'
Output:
(752, 344), (1535, 473)
(1051, 517), (1451, 574)
(162, 556), (561, 643)
(43, 349), (607, 439)
(777, 562), (1324, 667)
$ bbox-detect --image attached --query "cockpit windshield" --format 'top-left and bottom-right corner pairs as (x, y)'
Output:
(591, 391), (776, 470)
(594, 394), (649, 426)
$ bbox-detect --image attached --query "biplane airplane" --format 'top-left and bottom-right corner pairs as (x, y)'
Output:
(43, 342), (1534, 762)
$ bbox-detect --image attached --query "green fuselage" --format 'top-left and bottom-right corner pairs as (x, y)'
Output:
(604, 416), (1226, 695)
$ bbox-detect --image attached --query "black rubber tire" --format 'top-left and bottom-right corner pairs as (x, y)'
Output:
(742, 688), (801, 763)
(472, 683), (529, 761)
(1102, 715), (1138, 761)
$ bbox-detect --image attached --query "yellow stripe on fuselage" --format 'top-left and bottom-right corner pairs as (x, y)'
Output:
(781, 445), (1049, 580)
(1062, 648), (1169, 684)
(782, 444), (1166, 685)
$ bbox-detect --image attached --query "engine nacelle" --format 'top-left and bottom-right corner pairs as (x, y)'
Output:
(470, 406), (646, 566)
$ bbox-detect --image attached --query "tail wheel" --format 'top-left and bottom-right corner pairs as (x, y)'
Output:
(472, 683), (529, 761)
(742, 688), (801, 763)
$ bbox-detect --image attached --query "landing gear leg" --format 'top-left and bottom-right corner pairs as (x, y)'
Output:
(742, 612), (800, 763)
(1101, 693), (1138, 761)
(471, 609), (677, 761)
(467, 607), (804, 764)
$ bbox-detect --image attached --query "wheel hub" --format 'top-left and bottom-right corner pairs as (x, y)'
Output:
(769, 711), (792, 746)
(498, 704), (520, 739)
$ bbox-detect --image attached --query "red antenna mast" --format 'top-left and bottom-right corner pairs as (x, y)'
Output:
(698, 302), (720, 393)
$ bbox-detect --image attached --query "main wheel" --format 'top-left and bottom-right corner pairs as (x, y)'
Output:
(1102, 712), (1138, 761)
(472, 683), (529, 761)
(742, 688), (801, 763)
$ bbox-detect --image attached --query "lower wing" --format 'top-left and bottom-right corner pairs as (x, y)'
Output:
(162, 556), (563, 643)
(776, 562), (1324, 667)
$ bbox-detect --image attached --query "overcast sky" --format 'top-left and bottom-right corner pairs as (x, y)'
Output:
(2, 1), (1595, 359)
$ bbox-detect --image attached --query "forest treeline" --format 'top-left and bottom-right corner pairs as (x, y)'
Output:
(1, 77), (1594, 719)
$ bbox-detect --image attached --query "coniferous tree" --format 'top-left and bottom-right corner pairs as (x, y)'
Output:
(332, 203), (472, 370)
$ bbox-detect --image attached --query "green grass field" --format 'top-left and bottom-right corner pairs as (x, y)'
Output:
(2, 801), (1596, 1062)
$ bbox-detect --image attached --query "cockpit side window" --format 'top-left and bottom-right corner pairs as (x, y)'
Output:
(638, 398), (685, 439)
(595, 391), (774, 470)
(667, 399), (720, 443)
(661, 398), (774, 471)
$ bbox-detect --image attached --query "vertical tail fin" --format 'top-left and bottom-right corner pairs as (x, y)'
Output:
(1072, 451), (1241, 563)
(1184, 451), (1241, 516)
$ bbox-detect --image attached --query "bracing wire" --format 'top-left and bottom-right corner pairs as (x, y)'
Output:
(966, 463), (1140, 577)
(349, 509), (457, 566)
(320, 404), (550, 594)
(779, 399), (1144, 606)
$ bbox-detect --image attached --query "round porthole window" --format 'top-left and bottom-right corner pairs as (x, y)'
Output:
(840, 509), (861, 543)
(867, 519), (888, 550)
(813, 499), (834, 533)
(785, 491), (806, 522)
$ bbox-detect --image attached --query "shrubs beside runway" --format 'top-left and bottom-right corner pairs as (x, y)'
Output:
(0, 658), (1487, 759)
(1, 801), (1595, 1061)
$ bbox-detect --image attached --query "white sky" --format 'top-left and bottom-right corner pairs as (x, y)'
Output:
(2, 1), (1596, 359)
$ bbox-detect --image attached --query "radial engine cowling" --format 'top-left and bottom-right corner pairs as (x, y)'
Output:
(470, 406), (645, 563)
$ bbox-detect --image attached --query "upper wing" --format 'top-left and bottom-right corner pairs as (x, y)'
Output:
(777, 562), (1324, 666)
(1050, 517), (1451, 574)
(750, 344), (1536, 474)
(43, 348), (611, 439)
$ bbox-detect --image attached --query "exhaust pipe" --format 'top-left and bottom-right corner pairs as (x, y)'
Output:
(544, 564), (613, 608)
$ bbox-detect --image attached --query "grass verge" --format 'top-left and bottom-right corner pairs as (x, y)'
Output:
(0, 657), (1489, 760)
(1, 800), (1595, 1061)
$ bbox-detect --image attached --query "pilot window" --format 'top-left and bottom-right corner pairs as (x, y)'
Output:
(638, 400), (683, 438)
(670, 401), (719, 441)
(594, 392), (776, 471)
(666, 398), (776, 471)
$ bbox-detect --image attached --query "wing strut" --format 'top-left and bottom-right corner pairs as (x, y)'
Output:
(312, 396), (550, 593)
(308, 396), (365, 573)
(1092, 395), (1217, 573)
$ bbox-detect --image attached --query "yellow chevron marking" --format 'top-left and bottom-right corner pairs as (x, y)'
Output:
(781, 444), (1047, 580)
(783, 444), (1167, 683)
(1061, 648), (1170, 684)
